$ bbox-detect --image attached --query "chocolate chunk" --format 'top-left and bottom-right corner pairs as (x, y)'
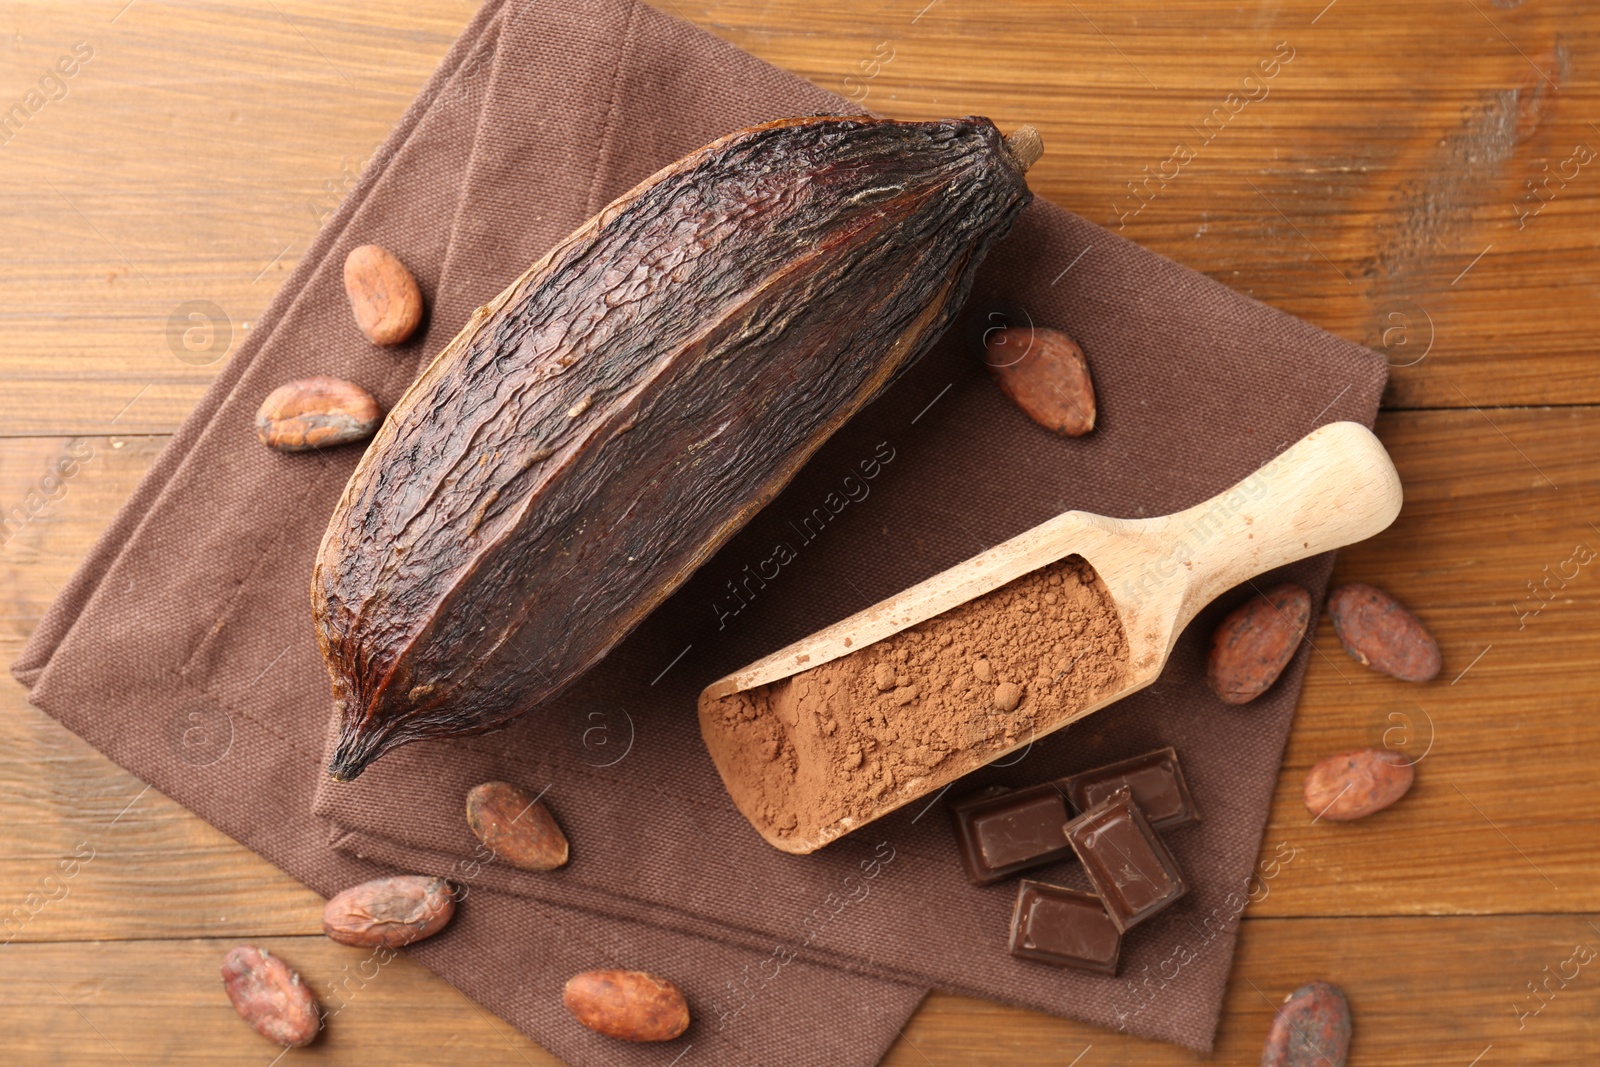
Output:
(1008, 880), (1121, 974)
(947, 784), (1075, 886)
(1063, 789), (1187, 932)
(1059, 746), (1199, 831)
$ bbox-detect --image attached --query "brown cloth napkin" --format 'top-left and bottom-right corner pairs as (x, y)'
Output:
(13, 0), (1386, 1061)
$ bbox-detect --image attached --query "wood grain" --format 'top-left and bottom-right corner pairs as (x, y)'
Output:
(1256, 407), (1600, 916)
(2, 0), (1598, 433)
(0, 0), (477, 436)
(0, 937), (556, 1064)
(889, 915), (1600, 1066)
(669, 0), (1600, 410)
(2, 918), (1592, 1065)
(3, 0), (1600, 1064)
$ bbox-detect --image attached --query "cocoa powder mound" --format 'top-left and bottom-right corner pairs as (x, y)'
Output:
(710, 556), (1129, 842)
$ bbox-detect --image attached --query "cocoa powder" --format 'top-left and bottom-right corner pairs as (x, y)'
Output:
(711, 556), (1129, 841)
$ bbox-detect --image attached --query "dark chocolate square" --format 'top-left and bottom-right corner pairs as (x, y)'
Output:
(1059, 746), (1199, 831)
(947, 783), (1075, 886)
(1008, 880), (1121, 974)
(1063, 788), (1187, 933)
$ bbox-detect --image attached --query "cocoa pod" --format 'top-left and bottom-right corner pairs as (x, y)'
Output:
(1206, 583), (1311, 704)
(220, 945), (321, 1048)
(1303, 748), (1414, 821)
(321, 875), (455, 948)
(465, 781), (569, 871)
(315, 116), (1038, 778)
(344, 244), (423, 346)
(984, 325), (1095, 436)
(562, 969), (690, 1042)
(255, 377), (382, 453)
(1259, 980), (1351, 1067)
(1327, 582), (1440, 681)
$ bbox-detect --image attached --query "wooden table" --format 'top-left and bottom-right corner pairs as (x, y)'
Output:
(2, 1), (1595, 1062)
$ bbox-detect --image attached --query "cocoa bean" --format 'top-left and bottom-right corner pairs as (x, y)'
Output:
(220, 945), (320, 1048)
(1303, 748), (1414, 821)
(343, 243), (423, 346)
(255, 377), (381, 452)
(1206, 583), (1312, 704)
(322, 874), (455, 948)
(1259, 980), (1351, 1067)
(562, 969), (690, 1042)
(1327, 582), (1440, 681)
(984, 326), (1096, 436)
(465, 781), (569, 871)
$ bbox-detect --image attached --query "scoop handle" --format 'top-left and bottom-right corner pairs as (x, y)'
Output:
(1156, 421), (1403, 638)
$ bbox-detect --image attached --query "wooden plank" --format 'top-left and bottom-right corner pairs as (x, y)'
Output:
(1, 917), (1591, 1065)
(3, 0), (1600, 435)
(669, 0), (1600, 410)
(889, 914), (1598, 1065)
(1254, 406), (1600, 916)
(0, 937), (558, 1065)
(0, 0), (477, 436)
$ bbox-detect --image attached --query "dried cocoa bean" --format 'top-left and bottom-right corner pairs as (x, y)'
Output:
(562, 969), (689, 1042)
(1259, 980), (1351, 1067)
(255, 377), (381, 452)
(1327, 582), (1440, 681)
(321, 874), (455, 948)
(343, 243), (423, 346)
(984, 325), (1095, 436)
(220, 945), (321, 1048)
(315, 116), (1037, 779)
(1206, 583), (1311, 704)
(1303, 747), (1414, 821)
(465, 781), (569, 871)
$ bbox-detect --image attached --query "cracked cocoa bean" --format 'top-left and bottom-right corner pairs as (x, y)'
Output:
(322, 874), (455, 948)
(220, 945), (320, 1048)
(255, 377), (381, 452)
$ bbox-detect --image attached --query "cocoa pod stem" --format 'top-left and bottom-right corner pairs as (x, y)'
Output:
(1003, 125), (1044, 171)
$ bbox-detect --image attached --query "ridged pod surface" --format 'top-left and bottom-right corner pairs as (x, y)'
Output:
(314, 114), (1037, 779)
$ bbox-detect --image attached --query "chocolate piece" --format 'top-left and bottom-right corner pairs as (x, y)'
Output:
(1008, 880), (1121, 974)
(1059, 746), (1199, 831)
(1063, 789), (1187, 932)
(947, 784), (1075, 886)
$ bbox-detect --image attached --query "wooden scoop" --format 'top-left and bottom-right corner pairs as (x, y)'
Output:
(697, 421), (1403, 854)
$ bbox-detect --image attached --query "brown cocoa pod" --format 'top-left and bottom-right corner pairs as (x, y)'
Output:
(1327, 582), (1440, 681)
(220, 945), (321, 1048)
(343, 243), (423, 346)
(1206, 583), (1312, 704)
(1303, 748), (1414, 821)
(255, 377), (382, 452)
(314, 116), (1038, 779)
(1259, 980), (1351, 1067)
(562, 969), (690, 1042)
(984, 325), (1096, 436)
(465, 781), (569, 871)
(321, 875), (455, 948)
